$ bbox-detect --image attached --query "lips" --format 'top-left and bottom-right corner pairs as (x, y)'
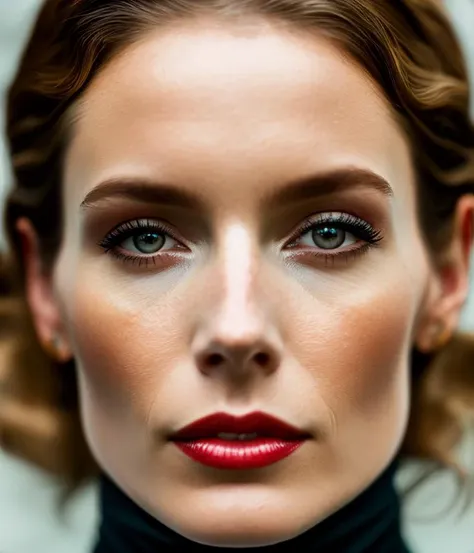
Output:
(171, 411), (309, 470)
(172, 411), (307, 440)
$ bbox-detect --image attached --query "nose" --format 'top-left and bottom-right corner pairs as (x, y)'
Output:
(191, 226), (283, 381)
(194, 318), (282, 378)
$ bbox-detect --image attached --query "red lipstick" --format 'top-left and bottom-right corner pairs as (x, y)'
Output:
(171, 411), (309, 470)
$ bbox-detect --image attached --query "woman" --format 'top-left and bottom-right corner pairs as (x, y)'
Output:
(1, 0), (474, 551)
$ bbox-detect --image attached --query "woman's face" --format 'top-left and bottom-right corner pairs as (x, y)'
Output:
(40, 19), (441, 546)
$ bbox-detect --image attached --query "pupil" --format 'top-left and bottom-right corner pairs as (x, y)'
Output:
(133, 233), (164, 254)
(312, 226), (345, 249)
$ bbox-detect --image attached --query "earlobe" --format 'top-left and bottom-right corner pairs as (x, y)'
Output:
(415, 195), (474, 354)
(43, 334), (72, 364)
(15, 218), (72, 363)
(416, 320), (453, 354)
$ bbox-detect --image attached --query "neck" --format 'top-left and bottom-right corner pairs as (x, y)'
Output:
(94, 459), (411, 553)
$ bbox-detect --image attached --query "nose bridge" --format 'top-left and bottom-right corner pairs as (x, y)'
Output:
(220, 224), (259, 334)
(192, 223), (282, 374)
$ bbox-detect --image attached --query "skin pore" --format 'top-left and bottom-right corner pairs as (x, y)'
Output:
(18, 17), (474, 548)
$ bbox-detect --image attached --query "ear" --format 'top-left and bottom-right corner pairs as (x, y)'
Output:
(16, 218), (72, 363)
(416, 195), (474, 353)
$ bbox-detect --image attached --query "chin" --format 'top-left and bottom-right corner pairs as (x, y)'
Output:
(174, 518), (307, 548)
(163, 494), (318, 548)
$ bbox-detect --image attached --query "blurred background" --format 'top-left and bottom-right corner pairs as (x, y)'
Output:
(0, 1), (474, 552)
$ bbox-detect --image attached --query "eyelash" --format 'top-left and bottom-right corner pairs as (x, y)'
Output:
(99, 219), (183, 267)
(98, 213), (384, 267)
(285, 212), (383, 265)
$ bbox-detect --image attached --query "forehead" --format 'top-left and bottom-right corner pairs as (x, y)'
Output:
(64, 18), (413, 205)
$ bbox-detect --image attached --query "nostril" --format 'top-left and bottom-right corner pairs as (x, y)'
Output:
(207, 353), (225, 366)
(254, 352), (270, 366)
(206, 351), (270, 367)
(196, 342), (280, 374)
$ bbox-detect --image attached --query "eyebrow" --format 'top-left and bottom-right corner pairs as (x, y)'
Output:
(80, 167), (393, 211)
(81, 178), (205, 211)
(265, 167), (394, 208)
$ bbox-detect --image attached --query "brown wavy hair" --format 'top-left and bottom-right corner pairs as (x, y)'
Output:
(1, 0), (474, 493)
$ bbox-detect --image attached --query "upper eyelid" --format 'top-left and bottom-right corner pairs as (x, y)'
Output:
(98, 219), (181, 252)
(101, 212), (374, 247)
(105, 219), (180, 240)
(286, 212), (367, 238)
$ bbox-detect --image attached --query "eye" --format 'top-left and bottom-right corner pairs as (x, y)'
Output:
(300, 225), (356, 250)
(99, 218), (187, 264)
(285, 212), (383, 259)
(121, 231), (169, 255)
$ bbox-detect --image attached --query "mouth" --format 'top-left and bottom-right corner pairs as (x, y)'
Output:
(170, 411), (310, 470)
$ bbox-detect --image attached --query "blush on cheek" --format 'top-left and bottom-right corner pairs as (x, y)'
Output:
(64, 283), (155, 414)
(326, 284), (414, 450)
(65, 276), (191, 428)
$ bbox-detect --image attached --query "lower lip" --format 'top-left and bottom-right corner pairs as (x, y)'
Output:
(174, 438), (306, 469)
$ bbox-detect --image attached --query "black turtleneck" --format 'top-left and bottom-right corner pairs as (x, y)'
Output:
(93, 458), (412, 553)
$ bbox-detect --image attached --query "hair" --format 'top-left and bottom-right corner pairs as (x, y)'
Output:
(1, 0), (474, 495)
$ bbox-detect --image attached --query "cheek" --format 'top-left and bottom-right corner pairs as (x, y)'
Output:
(59, 269), (186, 419)
(291, 278), (416, 429)
(334, 292), (410, 418)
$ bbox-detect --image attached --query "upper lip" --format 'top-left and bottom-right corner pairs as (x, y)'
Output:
(171, 411), (309, 441)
